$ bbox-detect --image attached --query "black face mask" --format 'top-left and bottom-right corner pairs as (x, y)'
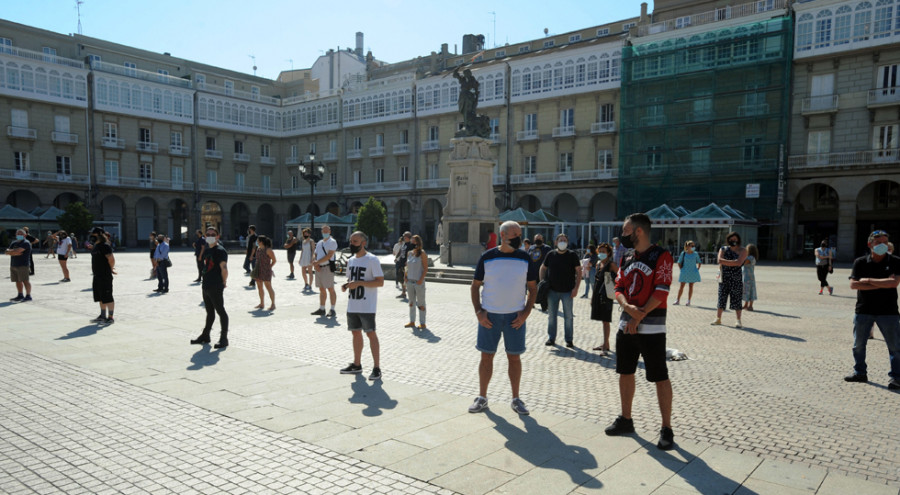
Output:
(535, 239), (543, 246)
(728, 240), (738, 247)
(620, 232), (636, 249)
(349, 244), (361, 254)
(508, 236), (522, 250)
(90, 236), (98, 244)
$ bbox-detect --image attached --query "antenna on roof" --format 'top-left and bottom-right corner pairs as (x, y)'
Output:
(249, 55), (257, 76)
(287, 58), (294, 71)
(488, 11), (496, 48)
(75, 0), (84, 35)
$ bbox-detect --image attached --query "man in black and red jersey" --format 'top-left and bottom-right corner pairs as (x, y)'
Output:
(604, 212), (676, 451)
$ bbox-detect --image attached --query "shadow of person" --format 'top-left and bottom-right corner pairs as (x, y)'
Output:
(747, 309), (801, 319)
(57, 323), (106, 340)
(649, 444), (759, 495)
(348, 374), (398, 417)
(549, 346), (617, 370)
(187, 345), (222, 370)
(734, 325), (806, 342)
(0, 301), (15, 308)
(249, 308), (273, 318)
(314, 315), (340, 328)
(484, 410), (601, 488)
(412, 326), (441, 343)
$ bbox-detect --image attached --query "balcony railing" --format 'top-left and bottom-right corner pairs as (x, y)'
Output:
(636, 0), (786, 37)
(416, 178), (450, 189)
(136, 141), (159, 153)
(347, 149), (363, 159)
(737, 103), (770, 116)
(510, 168), (618, 184)
(788, 149), (900, 170)
(205, 149), (223, 159)
(640, 115), (667, 126)
(517, 129), (539, 141)
(6, 126), (37, 140)
(195, 83), (280, 105)
(0, 45), (85, 69)
(344, 180), (412, 193)
(260, 156), (276, 165)
(233, 152), (250, 163)
(552, 125), (576, 138)
(51, 131), (78, 144)
(285, 156), (301, 165)
(686, 110), (715, 122)
(393, 143), (410, 154)
(369, 146), (385, 157)
(801, 94), (839, 114)
(867, 87), (900, 107)
(101, 137), (125, 149)
(90, 60), (191, 89)
(421, 140), (440, 152)
(590, 122), (616, 134)
(489, 133), (503, 145)
(322, 151), (338, 162)
(199, 183), (280, 195)
(0, 168), (89, 183)
(169, 144), (190, 156)
(97, 175), (194, 190)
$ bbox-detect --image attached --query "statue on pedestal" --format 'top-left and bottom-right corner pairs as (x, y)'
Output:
(452, 66), (490, 138)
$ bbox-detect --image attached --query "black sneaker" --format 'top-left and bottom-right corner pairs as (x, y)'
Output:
(545, 340), (556, 346)
(605, 415), (635, 436)
(103, 316), (115, 325)
(287, 273), (295, 279)
(328, 309), (337, 318)
(844, 374), (868, 383)
(566, 341), (574, 348)
(311, 308), (326, 316)
(369, 367), (382, 380)
(889, 379), (900, 390)
(190, 334), (211, 345)
(213, 340), (228, 349)
(10, 295), (24, 302)
(22, 295), (31, 302)
(90, 314), (105, 323)
(657, 427), (675, 450)
(340, 363), (363, 374)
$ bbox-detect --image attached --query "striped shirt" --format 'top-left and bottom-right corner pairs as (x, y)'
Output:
(615, 245), (673, 335)
(474, 247), (536, 314)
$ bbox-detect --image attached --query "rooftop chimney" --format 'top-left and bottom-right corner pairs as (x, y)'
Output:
(641, 3), (649, 23)
(355, 32), (364, 58)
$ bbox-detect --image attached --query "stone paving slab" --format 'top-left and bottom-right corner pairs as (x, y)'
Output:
(2, 251), (900, 494)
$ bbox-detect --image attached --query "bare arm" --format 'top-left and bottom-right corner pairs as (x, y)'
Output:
(471, 279), (492, 329)
(346, 276), (384, 289)
(419, 252), (428, 283)
(220, 261), (228, 287)
(268, 248), (276, 267)
(106, 253), (116, 274)
(853, 275), (899, 289)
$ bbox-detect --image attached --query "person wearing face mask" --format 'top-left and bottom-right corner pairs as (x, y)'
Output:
(845, 230), (900, 389)
(674, 240), (701, 306)
(311, 225), (339, 317)
(469, 220), (537, 416)
(339, 231), (385, 380)
(612, 237), (627, 267)
(526, 234), (552, 281)
(192, 230), (207, 283)
(590, 242), (618, 354)
(88, 227), (116, 324)
(253, 235), (277, 311)
(711, 232), (748, 328)
(152, 234), (170, 294)
(403, 235), (429, 330)
(814, 239), (834, 296)
(5, 229), (33, 302)
(283, 230), (299, 280)
(540, 233), (582, 348)
(191, 227), (230, 349)
(244, 225), (258, 288)
(581, 245), (599, 299)
(299, 228), (315, 291)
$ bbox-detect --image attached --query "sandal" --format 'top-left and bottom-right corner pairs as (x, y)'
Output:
(268, 305), (276, 311)
(404, 322), (416, 328)
(254, 304), (264, 309)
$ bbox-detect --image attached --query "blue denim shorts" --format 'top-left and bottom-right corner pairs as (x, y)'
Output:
(476, 311), (526, 355)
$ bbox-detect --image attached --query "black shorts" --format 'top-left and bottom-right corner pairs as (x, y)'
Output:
(57, 254), (68, 261)
(615, 331), (668, 382)
(287, 250), (297, 264)
(347, 312), (376, 333)
(92, 277), (114, 304)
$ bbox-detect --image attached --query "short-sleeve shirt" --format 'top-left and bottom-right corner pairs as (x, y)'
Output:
(526, 244), (552, 281)
(850, 253), (900, 315)
(154, 242), (170, 260)
(615, 245), (673, 334)
(347, 252), (384, 314)
(315, 237), (338, 265)
(9, 239), (31, 267)
(396, 241), (413, 267)
(474, 247), (536, 314)
(814, 247), (830, 266)
(91, 242), (113, 279)
(542, 249), (581, 292)
(285, 236), (298, 254)
(193, 236), (207, 256)
(202, 244), (228, 288)
(57, 237), (71, 255)
(245, 234), (258, 255)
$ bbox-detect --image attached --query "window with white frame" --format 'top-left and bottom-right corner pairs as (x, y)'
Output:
(171, 131), (183, 148)
(330, 172), (337, 187)
(139, 163), (152, 185)
(815, 10), (833, 48)
(124, 62), (136, 76)
(834, 6), (852, 45)
(262, 175), (271, 192)
(172, 166), (183, 186)
(401, 129), (409, 144)
(251, 86), (260, 100)
(235, 172), (245, 190)
(290, 175), (299, 190)
(525, 113), (538, 131)
(675, 16), (691, 29)
(14, 151), (29, 171)
(874, 124), (898, 153)
(206, 136), (216, 150)
(646, 146), (662, 168)
(234, 140), (243, 154)
(376, 168), (384, 183)
(598, 150), (613, 170)
(104, 160), (119, 179)
(543, 40), (555, 48)
(207, 169), (217, 185)
(224, 80), (234, 95)
(54, 116), (70, 133)
(139, 127), (151, 143)
(103, 122), (117, 139)
(877, 64), (898, 91)
(519, 45), (530, 53)
(569, 34), (581, 43)
(428, 126), (439, 141)
(290, 144), (299, 158)
(157, 69), (169, 76)
(261, 143), (270, 157)
(329, 139), (337, 153)
(353, 170), (361, 184)
(0, 37), (12, 53)
(495, 50), (506, 57)
(352, 136), (361, 150)
(88, 54), (101, 65)
(400, 166), (409, 182)
(428, 163), (439, 179)
(375, 133), (384, 147)
(489, 118), (500, 137)
(524, 155), (537, 175)
(807, 130), (830, 155)
(560, 108), (574, 128)
(596, 28), (609, 37)
(195, 74), (205, 86)
(854, 7), (872, 42)
(558, 152), (573, 173)
(599, 103), (614, 122)
(11, 109), (28, 129)
(42, 46), (56, 61)
(56, 156), (71, 176)
(622, 22), (636, 32)
(743, 137), (763, 163)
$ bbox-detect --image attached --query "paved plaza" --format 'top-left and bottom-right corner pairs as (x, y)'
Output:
(1, 248), (899, 494)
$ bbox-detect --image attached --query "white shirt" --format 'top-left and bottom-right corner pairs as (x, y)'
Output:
(315, 237), (338, 266)
(56, 237), (71, 255)
(346, 252), (384, 313)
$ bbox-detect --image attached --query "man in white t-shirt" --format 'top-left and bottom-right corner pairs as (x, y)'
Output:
(340, 231), (385, 380)
(311, 225), (339, 317)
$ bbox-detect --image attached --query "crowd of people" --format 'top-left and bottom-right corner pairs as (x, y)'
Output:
(6, 215), (900, 452)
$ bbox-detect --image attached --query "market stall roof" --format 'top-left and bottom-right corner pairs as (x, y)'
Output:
(33, 206), (66, 221)
(645, 204), (682, 224)
(286, 212), (356, 226)
(532, 209), (564, 223)
(499, 207), (542, 224)
(679, 203), (756, 225)
(0, 204), (38, 221)
(285, 213), (312, 224)
(340, 213), (358, 226)
(672, 205), (692, 217)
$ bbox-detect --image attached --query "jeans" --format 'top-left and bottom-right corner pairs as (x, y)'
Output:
(852, 313), (900, 379)
(583, 268), (596, 296)
(201, 286), (228, 340)
(156, 262), (169, 290)
(547, 290), (574, 343)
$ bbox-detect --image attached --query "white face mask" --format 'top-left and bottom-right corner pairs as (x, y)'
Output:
(557, 242), (568, 251)
(206, 236), (217, 245)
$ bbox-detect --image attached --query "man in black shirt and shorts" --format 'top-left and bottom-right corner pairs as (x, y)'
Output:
(88, 228), (116, 324)
(192, 227), (230, 349)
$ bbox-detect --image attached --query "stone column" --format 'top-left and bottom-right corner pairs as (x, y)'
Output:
(837, 199), (856, 262)
(124, 205), (137, 248)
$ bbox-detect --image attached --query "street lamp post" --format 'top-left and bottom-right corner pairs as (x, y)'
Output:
(299, 153), (326, 234)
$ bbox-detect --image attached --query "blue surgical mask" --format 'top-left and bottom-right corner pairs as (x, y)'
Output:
(323, 233), (331, 240)
(16, 235), (25, 241)
(598, 252), (608, 260)
(873, 243), (890, 256)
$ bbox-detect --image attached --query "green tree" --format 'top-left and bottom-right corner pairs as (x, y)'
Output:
(354, 196), (389, 243)
(56, 201), (94, 237)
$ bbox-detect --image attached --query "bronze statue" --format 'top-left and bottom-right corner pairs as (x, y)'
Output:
(453, 66), (490, 138)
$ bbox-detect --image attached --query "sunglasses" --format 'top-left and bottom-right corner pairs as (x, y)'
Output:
(870, 230), (889, 238)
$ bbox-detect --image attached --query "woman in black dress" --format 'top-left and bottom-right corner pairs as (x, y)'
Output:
(590, 242), (618, 355)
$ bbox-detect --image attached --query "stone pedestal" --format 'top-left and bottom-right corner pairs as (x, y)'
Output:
(439, 137), (498, 266)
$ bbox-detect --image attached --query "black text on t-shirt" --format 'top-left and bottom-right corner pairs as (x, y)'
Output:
(348, 265), (367, 300)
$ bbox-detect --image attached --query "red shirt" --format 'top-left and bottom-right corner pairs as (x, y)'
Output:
(486, 232), (498, 250)
(615, 245), (673, 310)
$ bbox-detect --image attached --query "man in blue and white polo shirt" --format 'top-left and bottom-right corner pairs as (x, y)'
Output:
(469, 220), (537, 415)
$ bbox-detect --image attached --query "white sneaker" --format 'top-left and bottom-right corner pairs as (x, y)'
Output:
(735, 320), (743, 328)
(468, 396), (488, 413)
(673, 300), (680, 306)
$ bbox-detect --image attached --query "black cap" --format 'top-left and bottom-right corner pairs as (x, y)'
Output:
(91, 227), (105, 235)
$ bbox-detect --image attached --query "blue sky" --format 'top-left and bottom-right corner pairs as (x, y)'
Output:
(3, 0), (643, 80)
